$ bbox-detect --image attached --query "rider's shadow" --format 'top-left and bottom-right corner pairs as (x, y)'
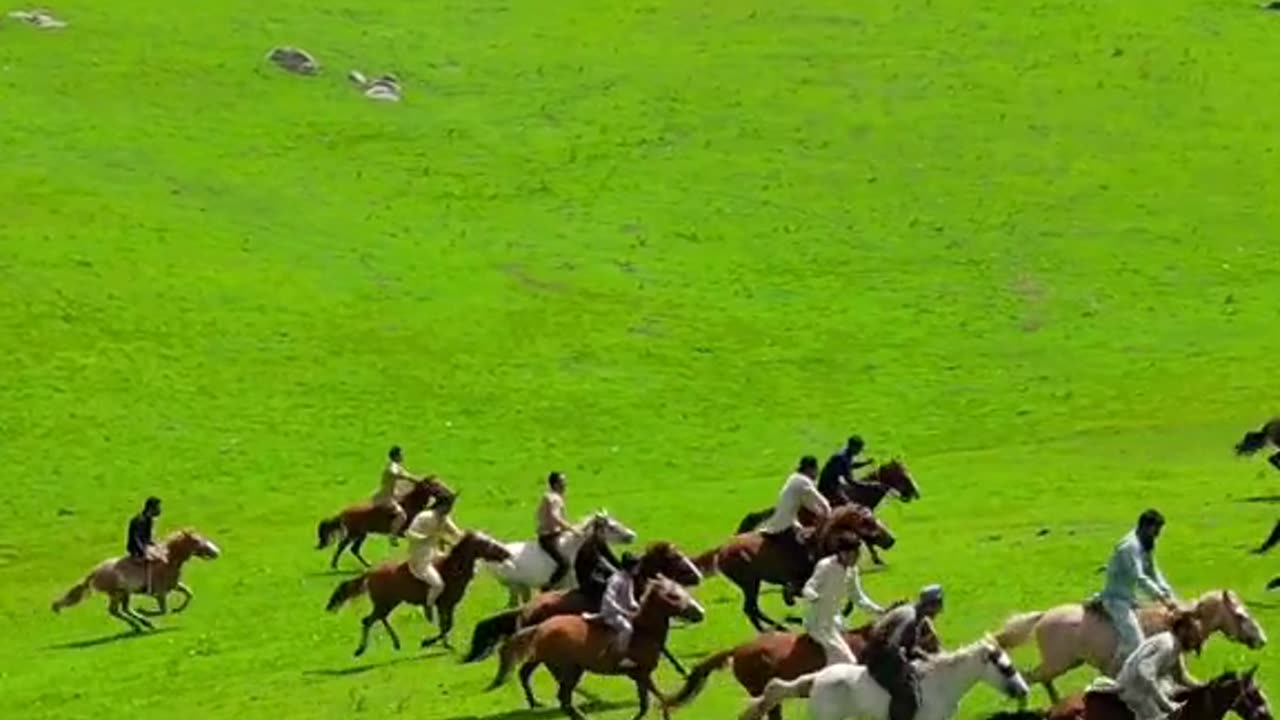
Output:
(303, 650), (448, 677)
(440, 699), (631, 720)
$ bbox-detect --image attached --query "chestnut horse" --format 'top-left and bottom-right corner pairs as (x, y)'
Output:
(464, 540), (704, 671)
(735, 460), (919, 565)
(316, 476), (454, 569)
(697, 505), (896, 631)
(488, 576), (705, 720)
(325, 530), (511, 656)
(1043, 667), (1271, 720)
(51, 529), (222, 632)
(668, 607), (941, 720)
(994, 590), (1267, 703)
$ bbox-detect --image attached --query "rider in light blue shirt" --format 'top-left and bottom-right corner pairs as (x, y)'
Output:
(1093, 509), (1180, 675)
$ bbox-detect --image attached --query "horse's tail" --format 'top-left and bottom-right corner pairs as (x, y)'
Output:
(317, 516), (345, 549)
(463, 609), (520, 663)
(736, 507), (774, 535)
(994, 610), (1045, 649)
(693, 546), (720, 578)
(738, 672), (817, 720)
(51, 572), (95, 613)
(487, 625), (539, 691)
(667, 647), (735, 710)
(325, 573), (369, 612)
(1235, 425), (1271, 456)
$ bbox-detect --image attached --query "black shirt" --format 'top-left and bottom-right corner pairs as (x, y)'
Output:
(127, 513), (153, 558)
(818, 450), (869, 499)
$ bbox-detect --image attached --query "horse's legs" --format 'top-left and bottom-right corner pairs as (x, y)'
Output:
(866, 544), (885, 566)
(768, 709), (783, 720)
(630, 672), (651, 720)
(330, 536), (353, 569)
(518, 661), (542, 708)
(554, 666), (587, 720)
(740, 580), (786, 632)
(380, 617), (401, 651)
(506, 586), (520, 609)
(421, 603), (455, 650)
(1269, 451), (1280, 472)
(120, 595), (155, 630)
(138, 593), (169, 616)
(350, 535), (371, 568)
(661, 644), (688, 678)
(108, 594), (143, 632)
(172, 582), (193, 613)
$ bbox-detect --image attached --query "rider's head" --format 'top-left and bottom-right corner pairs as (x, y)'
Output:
(832, 534), (861, 564)
(1136, 509), (1165, 549)
(388, 445), (403, 463)
(918, 584), (944, 617)
(1171, 612), (1204, 655)
(798, 455), (820, 478)
(548, 471), (566, 494)
(846, 435), (865, 455)
(434, 492), (456, 516)
(143, 496), (162, 517)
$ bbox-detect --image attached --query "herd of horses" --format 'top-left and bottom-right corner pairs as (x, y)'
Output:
(47, 449), (1278, 720)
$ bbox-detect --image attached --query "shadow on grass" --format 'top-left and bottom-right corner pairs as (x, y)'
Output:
(303, 650), (448, 677)
(48, 626), (178, 650)
(439, 699), (631, 720)
(1236, 495), (1280, 504)
(304, 569), (364, 578)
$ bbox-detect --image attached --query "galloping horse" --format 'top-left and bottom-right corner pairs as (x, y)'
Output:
(697, 505), (896, 631)
(994, 590), (1267, 703)
(316, 476), (455, 569)
(325, 530), (512, 656)
(465, 541), (703, 673)
(488, 576), (705, 720)
(1045, 668), (1271, 720)
(51, 529), (222, 632)
(483, 510), (637, 607)
(1235, 417), (1280, 471)
(736, 460), (919, 565)
(668, 607), (941, 720)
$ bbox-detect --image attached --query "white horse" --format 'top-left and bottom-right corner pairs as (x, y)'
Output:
(483, 510), (637, 606)
(739, 635), (1030, 720)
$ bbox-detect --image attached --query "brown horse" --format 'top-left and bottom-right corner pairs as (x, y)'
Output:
(1235, 417), (1280, 471)
(51, 529), (222, 632)
(698, 505), (896, 631)
(995, 590), (1267, 703)
(488, 576), (706, 720)
(326, 530), (511, 656)
(667, 608), (942, 720)
(316, 476), (454, 569)
(464, 540), (704, 668)
(1042, 667), (1271, 720)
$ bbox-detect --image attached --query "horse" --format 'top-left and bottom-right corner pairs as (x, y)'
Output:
(994, 590), (1267, 703)
(1044, 667), (1272, 720)
(483, 510), (638, 607)
(325, 530), (512, 656)
(51, 529), (222, 632)
(1235, 417), (1280, 471)
(697, 505), (896, 631)
(488, 576), (706, 720)
(464, 540), (704, 673)
(739, 634), (1029, 720)
(736, 460), (919, 566)
(316, 476), (455, 569)
(667, 607), (942, 720)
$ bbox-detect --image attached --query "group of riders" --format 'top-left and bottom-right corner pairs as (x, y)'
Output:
(119, 436), (1208, 720)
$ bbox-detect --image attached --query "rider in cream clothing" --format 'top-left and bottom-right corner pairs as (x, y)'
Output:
(758, 456), (832, 599)
(1093, 509), (1180, 675)
(405, 494), (461, 624)
(375, 445), (421, 545)
(1100, 613), (1204, 720)
(803, 535), (883, 665)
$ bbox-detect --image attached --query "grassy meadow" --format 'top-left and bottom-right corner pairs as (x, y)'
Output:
(2, 0), (1279, 718)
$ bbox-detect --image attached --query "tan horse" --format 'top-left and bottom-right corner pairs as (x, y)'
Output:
(994, 590), (1267, 702)
(51, 529), (222, 632)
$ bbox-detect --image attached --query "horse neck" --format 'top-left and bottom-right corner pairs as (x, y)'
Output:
(561, 529), (589, 556)
(1181, 682), (1236, 720)
(917, 646), (989, 712)
(163, 539), (195, 567)
(1191, 596), (1228, 634)
(849, 479), (890, 506)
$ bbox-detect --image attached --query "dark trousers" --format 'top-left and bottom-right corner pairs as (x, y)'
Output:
(538, 533), (569, 589)
(865, 647), (920, 720)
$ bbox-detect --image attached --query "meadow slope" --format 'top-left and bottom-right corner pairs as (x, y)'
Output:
(2, 1), (1279, 718)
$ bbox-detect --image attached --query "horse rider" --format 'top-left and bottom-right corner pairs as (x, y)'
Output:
(1092, 509), (1180, 675)
(802, 534), (884, 666)
(536, 471), (579, 591)
(375, 445), (422, 546)
(405, 492), (462, 624)
(757, 455), (832, 600)
(583, 551), (641, 669)
(1111, 612), (1204, 720)
(126, 496), (167, 593)
(862, 584), (946, 720)
(818, 435), (875, 506)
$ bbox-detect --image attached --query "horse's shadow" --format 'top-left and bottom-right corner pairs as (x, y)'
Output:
(303, 569), (363, 578)
(440, 699), (630, 720)
(1236, 495), (1280, 504)
(303, 650), (447, 677)
(48, 627), (178, 650)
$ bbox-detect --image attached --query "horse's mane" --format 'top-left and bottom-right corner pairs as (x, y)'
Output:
(160, 528), (197, 544)
(915, 635), (998, 673)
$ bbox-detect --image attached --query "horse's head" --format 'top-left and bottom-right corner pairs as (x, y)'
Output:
(1201, 590), (1268, 650)
(974, 636), (1030, 702)
(640, 575), (705, 624)
(453, 531), (512, 566)
(1205, 668), (1273, 720)
(166, 529), (221, 561)
(876, 459), (920, 502)
(826, 505), (895, 550)
(638, 541), (702, 587)
(586, 510), (637, 545)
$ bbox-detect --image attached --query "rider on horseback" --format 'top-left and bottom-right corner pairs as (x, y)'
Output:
(1108, 613), (1204, 720)
(376, 446), (422, 546)
(1092, 509), (1180, 675)
(583, 551), (641, 668)
(818, 435), (875, 506)
(126, 497), (166, 594)
(758, 455), (831, 600)
(863, 584), (945, 720)
(405, 493), (462, 624)
(536, 471), (578, 592)
(803, 533), (884, 666)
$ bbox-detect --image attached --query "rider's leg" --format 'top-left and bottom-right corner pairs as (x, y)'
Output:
(1106, 601), (1142, 676)
(538, 533), (568, 591)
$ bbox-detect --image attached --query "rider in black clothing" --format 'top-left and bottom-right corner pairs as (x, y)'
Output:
(818, 435), (874, 505)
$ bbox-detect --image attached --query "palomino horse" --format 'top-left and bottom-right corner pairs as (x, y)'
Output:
(51, 529), (222, 632)
(465, 541), (704, 672)
(326, 530), (511, 656)
(697, 505), (896, 631)
(483, 510), (637, 607)
(740, 634), (1029, 720)
(994, 590), (1267, 703)
(316, 476), (455, 569)
(1044, 667), (1272, 720)
(1235, 417), (1280, 471)
(488, 576), (706, 720)
(668, 608), (941, 720)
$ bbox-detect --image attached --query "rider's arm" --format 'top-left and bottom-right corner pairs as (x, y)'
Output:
(1122, 544), (1173, 603)
(126, 518), (148, 558)
(1170, 653), (1200, 688)
(403, 514), (429, 542)
(441, 516), (463, 543)
(801, 482), (832, 517)
(846, 565), (884, 614)
(802, 561), (824, 602)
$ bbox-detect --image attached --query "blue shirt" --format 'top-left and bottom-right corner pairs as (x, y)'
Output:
(1098, 530), (1173, 607)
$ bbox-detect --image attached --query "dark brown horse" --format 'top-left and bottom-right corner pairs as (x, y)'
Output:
(1042, 668), (1271, 720)
(488, 576), (705, 720)
(464, 540), (704, 670)
(697, 505), (896, 632)
(668, 607), (941, 720)
(1236, 418), (1280, 471)
(735, 460), (919, 565)
(316, 477), (454, 569)
(325, 530), (511, 656)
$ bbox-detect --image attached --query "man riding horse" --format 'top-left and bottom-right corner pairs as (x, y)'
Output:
(125, 497), (167, 594)
(818, 435), (875, 506)
(375, 445), (425, 545)
(757, 455), (832, 602)
(1092, 509), (1180, 675)
(861, 584), (946, 720)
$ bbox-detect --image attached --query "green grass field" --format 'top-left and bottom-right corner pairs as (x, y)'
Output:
(3, 0), (1279, 717)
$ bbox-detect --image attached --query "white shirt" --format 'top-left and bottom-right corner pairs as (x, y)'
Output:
(758, 472), (831, 534)
(1117, 631), (1184, 692)
(601, 570), (640, 618)
(803, 555), (883, 618)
